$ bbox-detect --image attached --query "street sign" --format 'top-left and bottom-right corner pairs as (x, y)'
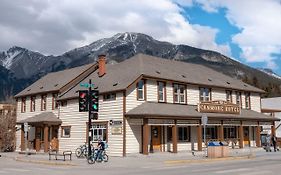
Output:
(201, 114), (208, 125)
(80, 83), (94, 88)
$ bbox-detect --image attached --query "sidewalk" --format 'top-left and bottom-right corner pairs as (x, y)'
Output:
(0, 147), (264, 167)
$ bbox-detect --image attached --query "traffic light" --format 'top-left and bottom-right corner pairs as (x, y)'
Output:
(90, 90), (99, 112)
(79, 90), (88, 112)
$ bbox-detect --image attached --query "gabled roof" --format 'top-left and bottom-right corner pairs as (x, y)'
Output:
(59, 54), (264, 100)
(15, 63), (96, 98)
(126, 102), (278, 121)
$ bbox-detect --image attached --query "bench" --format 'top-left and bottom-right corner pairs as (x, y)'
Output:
(49, 150), (72, 161)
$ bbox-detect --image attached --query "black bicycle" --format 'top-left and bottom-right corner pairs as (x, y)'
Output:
(88, 148), (108, 164)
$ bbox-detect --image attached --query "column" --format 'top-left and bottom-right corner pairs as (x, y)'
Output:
(142, 118), (149, 155)
(172, 120), (177, 153)
(255, 124), (261, 147)
(21, 125), (25, 151)
(197, 122), (202, 151)
(44, 125), (49, 152)
(239, 123), (244, 148)
(271, 121), (276, 137)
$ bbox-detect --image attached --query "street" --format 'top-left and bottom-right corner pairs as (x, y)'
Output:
(0, 150), (280, 175)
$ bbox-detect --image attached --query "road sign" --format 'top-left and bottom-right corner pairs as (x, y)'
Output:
(80, 83), (94, 88)
(201, 114), (208, 125)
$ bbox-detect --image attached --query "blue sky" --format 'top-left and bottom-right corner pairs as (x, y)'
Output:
(0, 0), (280, 75)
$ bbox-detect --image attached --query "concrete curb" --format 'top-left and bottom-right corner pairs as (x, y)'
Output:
(14, 157), (78, 166)
(165, 155), (255, 165)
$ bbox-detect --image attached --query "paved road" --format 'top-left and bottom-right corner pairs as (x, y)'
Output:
(0, 151), (280, 175)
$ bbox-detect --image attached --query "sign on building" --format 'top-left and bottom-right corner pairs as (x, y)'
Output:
(198, 100), (240, 114)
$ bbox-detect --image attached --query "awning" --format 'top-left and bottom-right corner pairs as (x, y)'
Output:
(17, 112), (62, 125)
(125, 102), (279, 121)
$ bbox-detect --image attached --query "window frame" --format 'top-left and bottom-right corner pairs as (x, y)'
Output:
(173, 84), (186, 104)
(41, 94), (47, 111)
(199, 87), (211, 102)
(21, 97), (26, 113)
(235, 91), (242, 107)
(245, 92), (251, 109)
(157, 81), (166, 102)
(103, 93), (116, 101)
(61, 126), (71, 138)
(226, 90), (232, 103)
(137, 79), (146, 101)
(30, 96), (36, 112)
(52, 93), (59, 110)
(167, 126), (191, 142)
(91, 122), (108, 142)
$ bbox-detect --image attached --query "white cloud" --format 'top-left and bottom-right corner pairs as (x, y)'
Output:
(193, 0), (281, 69)
(0, 0), (229, 57)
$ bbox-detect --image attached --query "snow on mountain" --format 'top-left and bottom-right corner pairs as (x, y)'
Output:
(259, 68), (281, 80)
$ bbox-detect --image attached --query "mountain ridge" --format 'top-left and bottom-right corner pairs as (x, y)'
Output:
(1, 32), (281, 102)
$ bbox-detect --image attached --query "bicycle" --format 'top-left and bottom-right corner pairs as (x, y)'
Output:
(88, 148), (108, 164)
(75, 142), (88, 158)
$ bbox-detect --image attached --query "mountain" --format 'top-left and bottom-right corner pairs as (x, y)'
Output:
(259, 68), (281, 80)
(1, 32), (281, 101)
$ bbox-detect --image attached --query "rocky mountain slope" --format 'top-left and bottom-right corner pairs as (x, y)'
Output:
(1, 32), (281, 102)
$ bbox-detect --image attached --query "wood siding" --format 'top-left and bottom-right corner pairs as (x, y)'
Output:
(251, 93), (261, 112)
(15, 93), (58, 151)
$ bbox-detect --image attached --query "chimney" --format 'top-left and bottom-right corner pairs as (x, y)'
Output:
(98, 54), (106, 77)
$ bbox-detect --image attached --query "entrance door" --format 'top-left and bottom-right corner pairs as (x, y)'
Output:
(243, 127), (250, 146)
(151, 126), (161, 152)
(35, 127), (43, 151)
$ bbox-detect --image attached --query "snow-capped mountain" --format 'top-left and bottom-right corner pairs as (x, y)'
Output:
(259, 68), (281, 80)
(1, 32), (281, 102)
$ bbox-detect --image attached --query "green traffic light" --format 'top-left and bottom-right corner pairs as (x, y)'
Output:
(92, 104), (98, 110)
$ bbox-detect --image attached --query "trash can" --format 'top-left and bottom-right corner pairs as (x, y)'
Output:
(219, 141), (229, 157)
(207, 141), (222, 158)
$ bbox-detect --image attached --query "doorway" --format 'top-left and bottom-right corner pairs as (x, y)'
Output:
(243, 126), (250, 146)
(151, 126), (161, 152)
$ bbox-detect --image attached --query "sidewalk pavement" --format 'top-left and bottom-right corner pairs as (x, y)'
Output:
(0, 147), (265, 167)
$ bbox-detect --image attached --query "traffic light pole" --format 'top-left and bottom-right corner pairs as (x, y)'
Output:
(88, 79), (92, 159)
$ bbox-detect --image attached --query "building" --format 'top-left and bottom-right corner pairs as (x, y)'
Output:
(15, 54), (278, 156)
(261, 97), (281, 145)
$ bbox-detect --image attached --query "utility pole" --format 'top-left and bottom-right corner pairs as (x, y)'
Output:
(88, 79), (92, 159)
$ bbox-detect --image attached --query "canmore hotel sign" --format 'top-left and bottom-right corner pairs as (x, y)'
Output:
(198, 100), (240, 114)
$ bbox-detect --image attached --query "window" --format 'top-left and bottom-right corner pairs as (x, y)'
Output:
(173, 84), (185, 104)
(41, 94), (47, 111)
(200, 87), (211, 102)
(21, 97), (26, 113)
(226, 90), (232, 102)
(137, 80), (145, 100)
(158, 81), (166, 102)
(61, 126), (71, 138)
(245, 92), (251, 109)
(167, 126), (190, 142)
(61, 100), (67, 107)
(52, 93), (59, 110)
(235, 91), (242, 107)
(223, 127), (237, 139)
(103, 93), (116, 101)
(91, 123), (107, 142)
(30, 96), (36, 112)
